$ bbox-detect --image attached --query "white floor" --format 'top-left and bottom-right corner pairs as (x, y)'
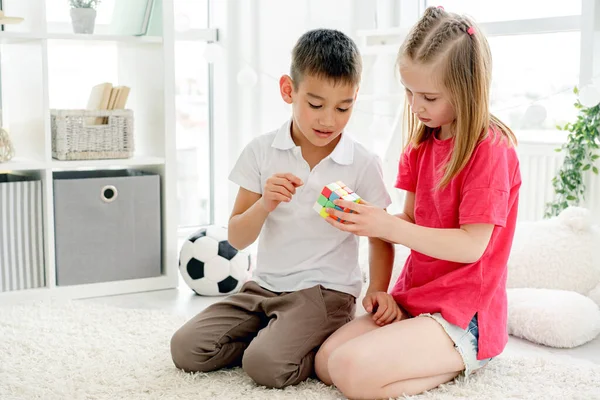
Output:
(81, 284), (600, 365)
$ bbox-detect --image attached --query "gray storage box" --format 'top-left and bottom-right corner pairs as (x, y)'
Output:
(53, 170), (161, 286)
(0, 174), (45, 292)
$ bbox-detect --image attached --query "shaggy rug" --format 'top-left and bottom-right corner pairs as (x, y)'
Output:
(0, 301), (599, 400)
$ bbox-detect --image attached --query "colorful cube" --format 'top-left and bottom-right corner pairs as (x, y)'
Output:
(313, 181), (361, 222)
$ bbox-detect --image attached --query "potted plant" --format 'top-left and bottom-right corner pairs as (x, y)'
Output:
(545, 86), (600, 218)
(69, 0), (101, 34)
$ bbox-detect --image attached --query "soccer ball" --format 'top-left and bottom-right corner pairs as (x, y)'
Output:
(179, 225), (252, 296)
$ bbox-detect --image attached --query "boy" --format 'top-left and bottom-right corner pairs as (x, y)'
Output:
(170, 28), (393, 389)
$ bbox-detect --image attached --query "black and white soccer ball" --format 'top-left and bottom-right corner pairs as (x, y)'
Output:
(179, 225), (252, 296)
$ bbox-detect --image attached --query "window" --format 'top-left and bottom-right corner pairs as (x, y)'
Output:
(174, 0), (209, 30)
(174, 0), (214, 229)
(425, 0), (582, 136)
(174, 41), (211, 228)
(489, 32), (580, 130)
(428, 0), (580, 22)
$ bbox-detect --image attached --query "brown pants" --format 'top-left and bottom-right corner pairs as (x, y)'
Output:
(170, 281), (355, 388)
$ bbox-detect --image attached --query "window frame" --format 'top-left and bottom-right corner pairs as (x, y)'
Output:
(174, 0), (218, 230)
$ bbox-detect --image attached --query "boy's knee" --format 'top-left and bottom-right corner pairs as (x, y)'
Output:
(170, 327), (212, 372)
(242, 346), (311, 389)
(242, 348), (283, 388)
(170, 328), (195, 371)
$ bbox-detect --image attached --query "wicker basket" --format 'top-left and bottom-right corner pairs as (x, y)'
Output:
(51, 109), (134, 161)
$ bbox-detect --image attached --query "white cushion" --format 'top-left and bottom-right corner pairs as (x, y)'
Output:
(508, 288), (600, 348)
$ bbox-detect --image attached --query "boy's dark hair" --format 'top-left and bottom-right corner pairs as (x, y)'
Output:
(290, 29), (362, 89)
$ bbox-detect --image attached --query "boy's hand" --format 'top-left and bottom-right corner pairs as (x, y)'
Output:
(260, 173), (303, 212)
(363, 291), (406, 326)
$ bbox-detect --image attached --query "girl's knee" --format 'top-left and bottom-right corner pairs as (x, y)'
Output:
(314, 347), (332, 385)
(314, 331), (347, 384)
(328, 346), (367, 398)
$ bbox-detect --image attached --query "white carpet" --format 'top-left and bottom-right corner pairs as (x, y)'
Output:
(1, 302), (599, 400)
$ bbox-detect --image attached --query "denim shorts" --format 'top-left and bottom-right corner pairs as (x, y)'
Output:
(419, 312), (492, 377)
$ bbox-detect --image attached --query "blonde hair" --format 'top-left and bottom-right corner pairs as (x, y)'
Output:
(398, 6), (516, 188)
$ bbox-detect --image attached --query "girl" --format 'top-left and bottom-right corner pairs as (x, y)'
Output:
(314, 6), (521, 400)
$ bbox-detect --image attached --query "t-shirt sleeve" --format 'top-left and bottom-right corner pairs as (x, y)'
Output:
(228, 139), (263, 194)
(459, 139), (513, 227)
(395, 145), (416, 192)
(355, 155), (392, 209)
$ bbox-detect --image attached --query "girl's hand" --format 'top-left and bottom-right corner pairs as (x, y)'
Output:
(362, 291), (406, 326)
(260, 173), (303, 212)
(325, 199), (392, 238)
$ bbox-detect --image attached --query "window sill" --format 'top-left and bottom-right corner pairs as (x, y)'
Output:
(515, 129), (568, 145)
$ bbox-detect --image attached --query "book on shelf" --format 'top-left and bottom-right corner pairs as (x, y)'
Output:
(114, 86), (131, 110)
(109, 0), (156, 36)
(86, 82), (113, 125)
(86, 83), (131, 125)
(145, 0), (162, 36)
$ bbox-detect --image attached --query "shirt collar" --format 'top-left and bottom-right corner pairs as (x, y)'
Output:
(271, 119), (354, 165)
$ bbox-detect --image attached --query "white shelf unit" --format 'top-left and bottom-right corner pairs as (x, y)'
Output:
(0, 0), (178, 303)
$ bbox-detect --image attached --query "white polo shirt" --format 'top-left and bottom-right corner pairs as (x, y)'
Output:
(229, 120), (392, 297)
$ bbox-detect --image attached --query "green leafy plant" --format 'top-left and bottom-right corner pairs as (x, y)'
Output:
(69, 0), (101, 8)
(545, 86), (600, 218)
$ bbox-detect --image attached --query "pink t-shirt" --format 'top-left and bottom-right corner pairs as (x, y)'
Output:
(391, 127), (521, 360)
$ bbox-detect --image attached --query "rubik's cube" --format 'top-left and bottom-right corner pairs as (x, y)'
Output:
(313, 181), (361, 222)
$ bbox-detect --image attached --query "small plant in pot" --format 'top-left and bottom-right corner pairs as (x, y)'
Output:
(69, 0), (101, 34)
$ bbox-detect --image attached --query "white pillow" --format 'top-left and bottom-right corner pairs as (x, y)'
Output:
(508, 288), (600, 348)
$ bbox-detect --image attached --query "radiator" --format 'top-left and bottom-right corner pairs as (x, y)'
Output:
(518, 141), (600, 223)
(383, 135), (599, 223)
